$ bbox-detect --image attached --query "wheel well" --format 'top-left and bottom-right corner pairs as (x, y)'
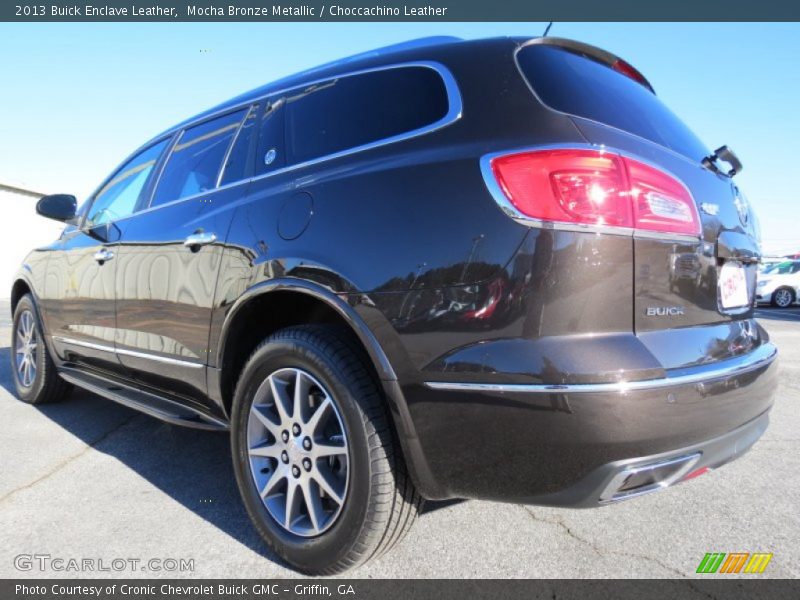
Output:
(218, 290), (378, 416)
(10, 279), (31, 314)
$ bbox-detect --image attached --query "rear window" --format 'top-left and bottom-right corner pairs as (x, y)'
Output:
(517, 44), (708, 161)
(285, 66), (449, 164)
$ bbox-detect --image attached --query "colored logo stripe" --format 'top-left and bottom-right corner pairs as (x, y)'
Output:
(719, 553), (749, 573)
(744, 553), (773, 574)
(697, 553), (726, 573)
(696, 552), (772, 574)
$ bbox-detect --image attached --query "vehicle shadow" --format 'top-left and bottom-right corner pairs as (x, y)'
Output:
(0, 345), (288, 566)
(0, 343), (455, 569)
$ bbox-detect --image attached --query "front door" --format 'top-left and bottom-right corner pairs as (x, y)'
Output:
(43, 138), (170, 376)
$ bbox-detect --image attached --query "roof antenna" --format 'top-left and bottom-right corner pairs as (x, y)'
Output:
(542, 22), (553, 37)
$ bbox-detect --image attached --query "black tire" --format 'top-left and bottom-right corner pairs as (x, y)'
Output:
(771, 287), (795, 308)
(230, 325), (420, 574)
(11, 294), (72, 404)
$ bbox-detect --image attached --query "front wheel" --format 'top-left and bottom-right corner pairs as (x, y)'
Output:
(772, 287), (795, 308)
(230, 325), (420, 574)
(11, 294), (71, 404)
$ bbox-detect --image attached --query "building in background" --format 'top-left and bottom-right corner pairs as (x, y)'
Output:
(1, 182), (65, 297)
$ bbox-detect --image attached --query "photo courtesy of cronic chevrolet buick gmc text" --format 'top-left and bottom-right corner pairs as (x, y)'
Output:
(10, 36), (778, 574)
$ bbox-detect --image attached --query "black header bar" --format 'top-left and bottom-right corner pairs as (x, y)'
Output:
(3, 0), (800, 22)
(4, 579), (800, 600)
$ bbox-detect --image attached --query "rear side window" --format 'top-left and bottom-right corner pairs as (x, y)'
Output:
(285, 66), (449, 164)
(151, 109), (246, 207)
(516, 44), (708, 161)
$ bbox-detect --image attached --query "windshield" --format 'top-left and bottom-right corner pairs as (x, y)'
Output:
(764, 262), (800, 275)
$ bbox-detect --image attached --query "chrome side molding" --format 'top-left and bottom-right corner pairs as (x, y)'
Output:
(52, 336), (204, 369)
(424, 342), (777, 394)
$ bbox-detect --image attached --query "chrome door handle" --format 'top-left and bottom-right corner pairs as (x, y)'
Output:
(93, 248), (114, 264)
(183, 232), (217, 249)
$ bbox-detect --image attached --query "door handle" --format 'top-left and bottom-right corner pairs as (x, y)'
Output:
(93, 248), (114, 264)
(183, 231), (217, 250)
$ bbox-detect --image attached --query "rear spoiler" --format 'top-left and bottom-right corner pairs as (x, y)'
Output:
(520, 37), (655, 94)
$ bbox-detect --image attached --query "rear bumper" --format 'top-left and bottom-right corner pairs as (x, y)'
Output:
(404, 342), (778, 504)
(532, 408), (769, 507)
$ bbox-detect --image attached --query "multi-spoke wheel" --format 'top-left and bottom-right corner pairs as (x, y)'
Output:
(231, 325), (421, 575)
(247, 367), (349, 536)
(10, 293), (71, 404)
(772, 287), (795, 308)
(15, 309), (38, 388)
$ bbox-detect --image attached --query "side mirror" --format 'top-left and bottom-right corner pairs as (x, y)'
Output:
(36, 194), (77, 222)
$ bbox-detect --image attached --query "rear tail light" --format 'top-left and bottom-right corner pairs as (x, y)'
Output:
(488, 149), (701, 238)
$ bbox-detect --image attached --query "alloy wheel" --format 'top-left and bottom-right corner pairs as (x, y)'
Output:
(246, 367), (349, 537)
(15, 310), (38, 388)
(775, 289), (793, 308)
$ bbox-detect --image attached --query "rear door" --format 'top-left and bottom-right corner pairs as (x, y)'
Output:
(516, 41), (763, 370)
(43, 138), (170, 375)
(114, 106), (256, 415)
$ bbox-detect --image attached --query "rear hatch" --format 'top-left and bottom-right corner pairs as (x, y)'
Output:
(516, 39), (764, 370)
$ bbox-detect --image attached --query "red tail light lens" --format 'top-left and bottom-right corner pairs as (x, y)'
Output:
(611, 59), (650, 89)
(626, 159), (701, 236)
(489, 149), (700, 237)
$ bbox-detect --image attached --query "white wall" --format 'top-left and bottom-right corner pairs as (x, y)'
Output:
(0, 190), (65, 299)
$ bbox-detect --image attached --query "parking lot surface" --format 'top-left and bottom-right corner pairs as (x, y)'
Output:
(1, 300), (798, 578)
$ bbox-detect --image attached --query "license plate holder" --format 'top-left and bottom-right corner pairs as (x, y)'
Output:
(719, 260), (750, 309)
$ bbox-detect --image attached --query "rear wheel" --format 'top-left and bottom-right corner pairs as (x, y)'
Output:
(772, 287), (795, 308)
(230, 325), (420, 574)
(11, 294), (71, 404)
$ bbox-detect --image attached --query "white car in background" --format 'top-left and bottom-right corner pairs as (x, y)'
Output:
(759, 257), (786, 273)
(757, 260), (800, 307)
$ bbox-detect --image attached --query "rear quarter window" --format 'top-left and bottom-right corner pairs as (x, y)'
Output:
(284, 66), (450, 164)
(516, 44), (708, 161)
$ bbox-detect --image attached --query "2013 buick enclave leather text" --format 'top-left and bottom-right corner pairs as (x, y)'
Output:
(11, 37), (778, 573)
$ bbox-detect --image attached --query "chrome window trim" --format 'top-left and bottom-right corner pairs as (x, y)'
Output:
(80, 61), (461, 226)
(424, 342), (777, 394)
(148, 61), (460, 185)
(248, 61), (462, 185)
(53, 336), (204, 369)
(479, 143), (703, 244)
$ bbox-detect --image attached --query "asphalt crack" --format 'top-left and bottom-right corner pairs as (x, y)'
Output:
(522, 507), (725, 598)
(523, 507), (686, 576)
(0, 413), (141, 505)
